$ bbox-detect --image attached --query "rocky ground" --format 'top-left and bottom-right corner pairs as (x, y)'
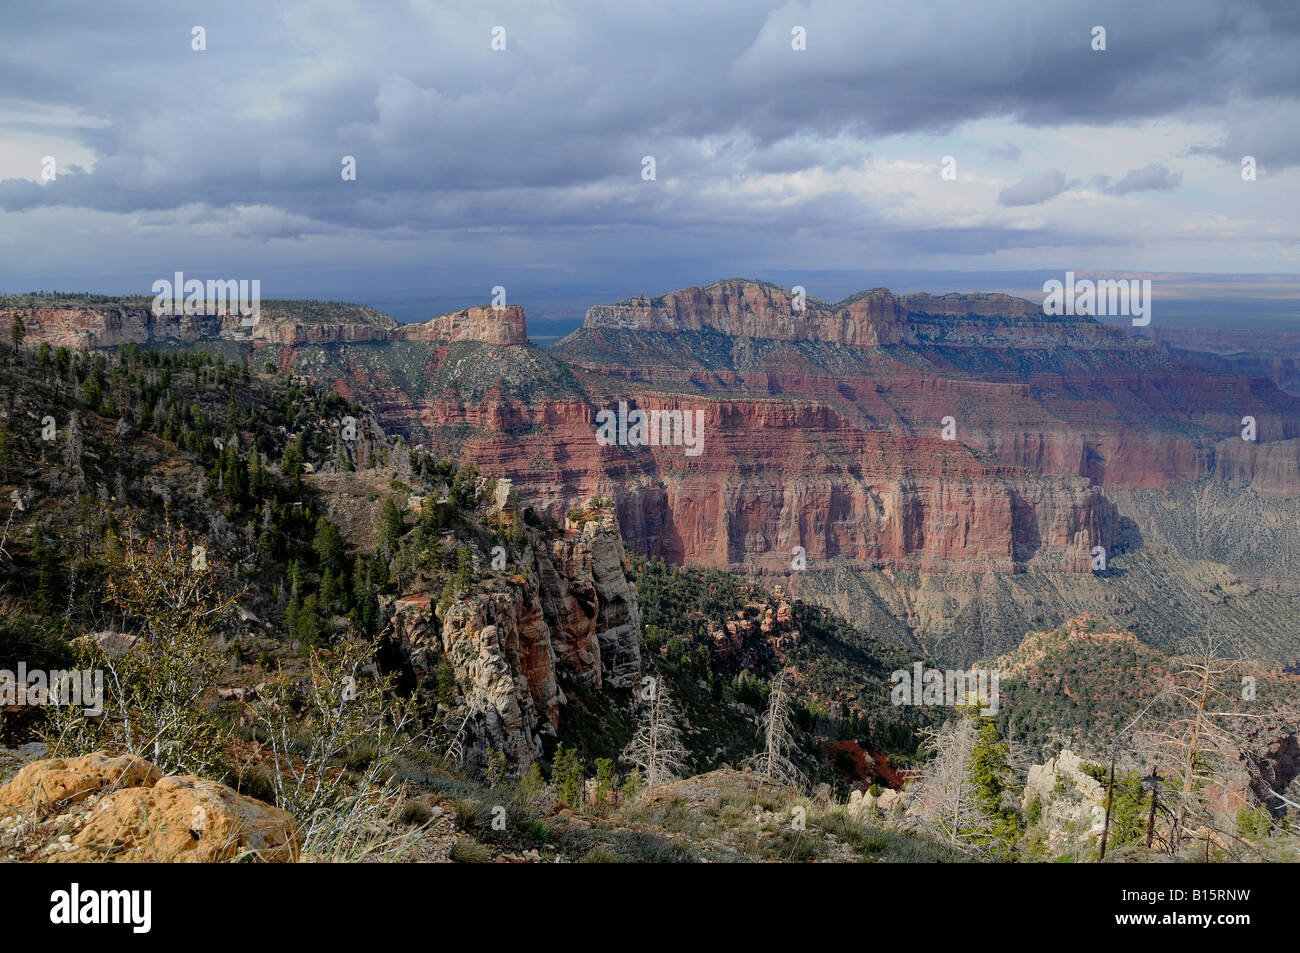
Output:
(3, 744), (1295, 863)
(0, 748), (958, 863)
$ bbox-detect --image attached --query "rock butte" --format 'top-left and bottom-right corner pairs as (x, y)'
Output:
(12, 301), (526, 349)
(14, 279), (1300, 587)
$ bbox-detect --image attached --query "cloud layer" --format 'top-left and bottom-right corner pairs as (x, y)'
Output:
(0, 0), (1297, 293)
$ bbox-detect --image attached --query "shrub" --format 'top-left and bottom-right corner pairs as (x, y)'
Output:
(552, 744), (586, 808)
(449, 838), (492, 863)
(43, 510), (233, 775)
(520, 818), (551, 842)
(516, 762), (548, 809)
(1238, 805), (1272, 838)
(453, 797), (492, 833)
(400, 800), (434, 827)
(234, 766), (279, 806)
(252, 634), (422, 857)
(485, 748), (509, 789)
(1027, 794), (1043, 826)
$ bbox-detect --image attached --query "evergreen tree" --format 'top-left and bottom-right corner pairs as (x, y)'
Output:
(453, 546), (473, 593)
(552, 744), (586, 808)
(968, 716), (1023, 859)
(380, 498), (404, 552)
(282, 435), (304, 483)
(248, 448), (268, 498)
(313, 518), (346, 575)
(32, 527), (63, 613)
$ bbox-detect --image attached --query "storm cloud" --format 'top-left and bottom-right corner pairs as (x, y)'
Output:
(0, 0), (1297, 294)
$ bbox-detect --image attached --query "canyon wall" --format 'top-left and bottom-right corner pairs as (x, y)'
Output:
(583, 279), (1134, 350)
(18, 283), (1300, 595)
(8, 301), (525, 349)
(382, 510), (642, 766)
(391, 305), (528, 346)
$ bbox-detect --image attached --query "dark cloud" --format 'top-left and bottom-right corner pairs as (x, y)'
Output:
(1185, 99), (1300, 171)
(998, 170), (1070, 206)
(1107, 163), (1183, 194)
(0, 0), (1296, 286)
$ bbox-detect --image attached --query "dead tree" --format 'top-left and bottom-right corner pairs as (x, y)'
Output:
(745, 672), (806, 790)
(1139, 636), (1276, 858)
(620, 678), (689, 789)
(906, 712), (982, 849)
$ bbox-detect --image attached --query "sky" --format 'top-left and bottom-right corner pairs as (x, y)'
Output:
(1, 0), (1298, 310)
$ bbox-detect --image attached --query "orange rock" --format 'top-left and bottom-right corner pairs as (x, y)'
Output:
(65, 775), (300, 863)
(0, 751), (160, 810)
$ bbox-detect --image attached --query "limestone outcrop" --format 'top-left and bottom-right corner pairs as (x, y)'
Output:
(384, 509), (643, 768)
(0, 751), (300, 862)
(1021, 748), (1107, 856)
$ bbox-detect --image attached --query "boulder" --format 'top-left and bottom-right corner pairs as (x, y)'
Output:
(1022, 748), (1108, 855)
(0, 751), (161, 809)
(847, 785), (903, 821)
(0, 752), (300, 863)
(76, 630), (141, 657)
(65, 775), (299, 863)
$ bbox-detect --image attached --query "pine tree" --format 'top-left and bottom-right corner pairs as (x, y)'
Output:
(380, 498), (404, 552)
(968, 717), (1023, 858)
(32, 526), (63, 613)
(281, 435), (304, 486)
(313, 518), (346, 575)
(248, 448), (268, 498)
(356, 568), (378, 634)
(453, 546), (473, 593)
(620, 768), (643, 804)
(594, 758), (618, 809)
(552, 744), (587, 808)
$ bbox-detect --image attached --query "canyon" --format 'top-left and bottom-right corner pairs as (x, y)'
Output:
(9, 280), (1300, 664)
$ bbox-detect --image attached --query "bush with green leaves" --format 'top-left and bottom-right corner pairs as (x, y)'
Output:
(552, 744), (586, 808)
(43, 511), (233, 775)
